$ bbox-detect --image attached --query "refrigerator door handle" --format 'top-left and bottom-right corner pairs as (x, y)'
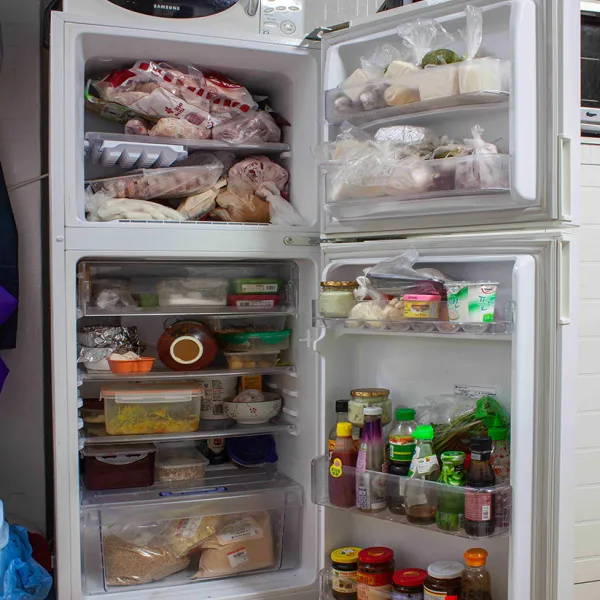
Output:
(245, 0), (260, 17)
(558, 134), (572, 221)
(558, 239), (571, 325)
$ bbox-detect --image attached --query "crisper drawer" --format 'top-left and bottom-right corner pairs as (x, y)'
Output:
(81, 471), (303, 594)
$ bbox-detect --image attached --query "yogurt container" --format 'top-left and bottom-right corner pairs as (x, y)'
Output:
(445, 282), (499, 323)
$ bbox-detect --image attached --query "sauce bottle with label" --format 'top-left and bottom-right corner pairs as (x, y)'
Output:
(329, 400), (359, 458)
(329, 422), (358, 508)
(460, 548), (492, 600)
(356, 407), (387, 513)
(464, 436), (496, 537)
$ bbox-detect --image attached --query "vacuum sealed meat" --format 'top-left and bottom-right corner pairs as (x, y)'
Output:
(212, 111), (281, 144)
(227, 156), (289, 196)
(125, 118), (150, 136)
(194, 512), (275, 579)
(88, 154), (224, 200)
(177, 179), (226, 220)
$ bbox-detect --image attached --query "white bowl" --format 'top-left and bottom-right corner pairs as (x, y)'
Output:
(223, 393), (282, 425)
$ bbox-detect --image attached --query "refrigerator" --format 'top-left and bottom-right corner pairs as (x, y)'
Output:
(48, 0), (580, 599)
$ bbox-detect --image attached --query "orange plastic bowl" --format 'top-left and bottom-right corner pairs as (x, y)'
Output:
(136, 358), (156, 373)
(107, 358), (156, 374)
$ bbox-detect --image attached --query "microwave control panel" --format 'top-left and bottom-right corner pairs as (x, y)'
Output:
(260, 0), (304, 36)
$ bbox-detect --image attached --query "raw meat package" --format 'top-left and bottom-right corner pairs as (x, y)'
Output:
(212, 111), (281, 144)
(227, 156), (289, 196)
(88, 154), (224, 201)
(194, 512), (275, 578)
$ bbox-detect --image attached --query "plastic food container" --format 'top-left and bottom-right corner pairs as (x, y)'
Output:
(198, 375), (238, 420)
(224, 350), (280, 369)
(217, 330), (291, 352)
(107, 357), (156, 374)
(231, 278), (281, 294)
(81, 399), (105, 424)
(319, 281), (358, 318)
(155, 445), (209, 483)
(401, 294), (441, 319)
(445, 282), (499, 323)
(203, 314), (288, 333)
(348, 388), (392, 427)
(227, 294), (280, 308)
(102, 383), (203, 435)
(82, 444), (157, 490)
(226, 434), (278, 467)
(157, 278), (228, 307)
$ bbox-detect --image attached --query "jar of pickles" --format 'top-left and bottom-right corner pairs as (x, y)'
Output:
(349, 389), (392, 428)
(319, 282), (358, 318)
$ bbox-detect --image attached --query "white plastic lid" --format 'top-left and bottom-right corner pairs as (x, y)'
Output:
(427, 561), (464, 579)
(363, 406), (383, 416)
(0, 501), (9, 550)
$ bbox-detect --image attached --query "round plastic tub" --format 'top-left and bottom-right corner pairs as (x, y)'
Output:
(224, 350), (280, 369)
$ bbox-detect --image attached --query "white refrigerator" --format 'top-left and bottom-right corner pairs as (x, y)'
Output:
(48, 0), (580, 599)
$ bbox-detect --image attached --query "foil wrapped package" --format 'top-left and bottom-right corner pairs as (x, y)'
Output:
(374, 125), (439, 149)
(78, 326), (141, 352)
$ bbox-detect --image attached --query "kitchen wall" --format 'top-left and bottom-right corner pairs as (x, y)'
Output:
(0, 0), (46, 534)
(574, 140), (600, 599)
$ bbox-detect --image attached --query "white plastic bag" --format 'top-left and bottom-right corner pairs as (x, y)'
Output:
(397, 18), (455, 66)
(257, 182), (306, 226)
(460, 5), (483, 61)
(345, 275), (388, 329)
(454, 125), (505, 190)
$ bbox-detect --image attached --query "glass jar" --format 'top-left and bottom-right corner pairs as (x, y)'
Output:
(349, 388), (392, 428)
(357, 547), (395, 600)
(423, 561), (464, 599)
(319, 281), (358, 318)
(392, 568), (427, 600)
(331, 547), (361, 600)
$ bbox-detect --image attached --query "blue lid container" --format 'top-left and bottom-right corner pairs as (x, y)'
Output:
(226, 435), (278, 467)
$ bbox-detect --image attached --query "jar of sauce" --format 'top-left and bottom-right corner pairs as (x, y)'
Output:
(357, 547), (395, 600)
(331, 547), (361, 600)
(349, 389), (392, 428)
(319, 281), (358, 318)
(423, 561), (464, 599)
(393, 568), (427, 600)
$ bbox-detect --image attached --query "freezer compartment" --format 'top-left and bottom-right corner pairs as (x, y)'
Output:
(312, 455), (510, 539)
(81, 470), (303, 593)
(323, 154), (511, 222)
(77, 259), (298, 316)
(325, 59), (511, 125)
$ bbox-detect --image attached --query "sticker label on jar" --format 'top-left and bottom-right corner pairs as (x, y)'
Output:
(329, 439), (336, 459)
(332, 568), (357, 594)
(227, 547), (249, 568)
(389, 435), (415, 462)
(357, 582), (393, 599)
(465, 490), (493, 522)
(330, 458), (343, 478)
(424, 588), (457, 599)
(241, 283), (278, 293)
(235, 299), (276, 307)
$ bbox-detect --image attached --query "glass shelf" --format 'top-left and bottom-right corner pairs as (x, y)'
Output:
(311, 455), (511, 540)
(81, 305), (296, 318)
(81, 417), (296, 447)
(79, 365), (296, 383)
(85, 131), (290, 168)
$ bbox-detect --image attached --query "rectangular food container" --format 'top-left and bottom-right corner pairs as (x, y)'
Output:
(227, 294), (280, 308)
(101, 383), (203, 435)
(224, 350), (280, 369)
(155, 445), (209, 483)
(203, 314), (288, 333)
(157, 278), (228, 307)
(217, 330), (291, 353)
(82, 444), (157, 490)
(230, 278), (282, 294)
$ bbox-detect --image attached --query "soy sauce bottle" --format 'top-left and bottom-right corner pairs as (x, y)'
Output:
(464, 436), (496, 537)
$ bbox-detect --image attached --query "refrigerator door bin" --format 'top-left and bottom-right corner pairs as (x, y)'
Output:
(81, 472), (303, 594)
(311, 454), (511, 539)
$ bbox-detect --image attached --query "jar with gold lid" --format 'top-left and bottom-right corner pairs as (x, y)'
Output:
(349, 388), (392, 428)
(319, 281), (358, 318)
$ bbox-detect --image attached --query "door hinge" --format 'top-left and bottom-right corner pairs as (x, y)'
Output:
(305, 22), (349, 41)
(284, 236), (319, 246)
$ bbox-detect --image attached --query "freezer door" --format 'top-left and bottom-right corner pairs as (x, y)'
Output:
(319, 0), (580, 237)
(318, 231), (576, 600)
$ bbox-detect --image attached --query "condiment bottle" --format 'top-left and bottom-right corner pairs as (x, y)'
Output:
(464, 436), (496, 537)
(357, 547), (395, 599)
(436, 451), (466, 532)
(330, 400), (360, 459)
(392, 568), (427, 599)
(356, 406), (387, 513)
(424, 561), (464, 599)
(488, 416), (511, 529)
(404, 424), (440, 525)
(329, 422), (358, 508)
(331, 547), (362, 600)
(460, 548), (491, 600)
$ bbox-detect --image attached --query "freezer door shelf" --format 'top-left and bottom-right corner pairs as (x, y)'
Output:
(311, 455), (511, 540)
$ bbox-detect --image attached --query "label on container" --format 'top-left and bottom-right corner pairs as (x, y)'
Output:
(356, 472), (387, 511)
(217, 517), (263, 544)
(330, 458), (344, 478)
(454, 384), (497, 399)
(329, 439), (336, 459)
(465, 490), (493, 522)
(389, 435), (415, 462)
(241, 283), (278, 293)
(173, 517), (204, 539)
(235, 299), (277, 307)
(402, 300), (439, 319)
(227, 547), (249, 568)
(357, 571), (393, 588)
(415, 455), (439, 475)
(332, 568), (358, 594)
(424, 588), (457, 599)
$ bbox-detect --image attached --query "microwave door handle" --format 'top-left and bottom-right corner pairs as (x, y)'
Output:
(246, 0), (259, 17)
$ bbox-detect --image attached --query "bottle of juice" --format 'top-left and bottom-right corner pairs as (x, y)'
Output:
(329, 422), (358, 508)
(356, 407), (387, 513)
(464, 436), (496, 537)
(461, 548), (492, 600)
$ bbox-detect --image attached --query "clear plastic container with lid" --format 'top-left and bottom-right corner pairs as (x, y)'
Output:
(423, 561), (464, 599)
(155, 444), (209, 483)
(349, 388), (392, 427)
(319, 281), (358, 318)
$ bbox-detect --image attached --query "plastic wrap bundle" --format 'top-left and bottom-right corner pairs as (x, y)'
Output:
(455, 125), (506, 190)
(212, 111), (281, 144)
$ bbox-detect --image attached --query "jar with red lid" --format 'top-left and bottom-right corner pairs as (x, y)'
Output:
(392, 568), (427, 600)
(357, 547), (395, 600)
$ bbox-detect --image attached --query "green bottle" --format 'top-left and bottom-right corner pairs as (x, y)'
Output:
(436, 451), (466, 531)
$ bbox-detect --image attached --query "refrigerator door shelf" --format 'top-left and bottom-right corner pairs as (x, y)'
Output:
(312, 455), (512, 539)
(80, 415), (296, 447)
(81, 305), (296, 318)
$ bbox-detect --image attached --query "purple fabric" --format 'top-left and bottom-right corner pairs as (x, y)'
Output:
(0, 359), (9, 394)
(0, 285), (17, 327)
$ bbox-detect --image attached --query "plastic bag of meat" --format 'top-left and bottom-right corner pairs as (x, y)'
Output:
(177, 179), (226, 220)
(150, 117), (212, 140)
(86, 192), (185, 222)
(202, 70), (257, 115)
(227, 156), (289, 197)
(88, 154), (224, 200)
(210, 188), (270, 223)
(125, 118), (150, 136)
(211, 111), (281, 144)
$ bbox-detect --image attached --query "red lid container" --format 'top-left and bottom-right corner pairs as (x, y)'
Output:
(393, 568), (428, 587)
(358, 547), (394, 564)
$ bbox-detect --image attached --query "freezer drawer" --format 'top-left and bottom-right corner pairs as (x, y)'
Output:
(81, 470), (303, 594)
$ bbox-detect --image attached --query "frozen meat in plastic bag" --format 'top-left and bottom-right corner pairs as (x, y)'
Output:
(177, 179), (226, 220)
(257, 182), (305, 226)
(227, 156), (289, 196)
(125, 118), (150, 136)
(454, 125), (507, 190)
(212, 111), (281, 144)
(211, 188), (270, 223)
(86, 192), (185, 222)
(150, 117), (212, 139)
